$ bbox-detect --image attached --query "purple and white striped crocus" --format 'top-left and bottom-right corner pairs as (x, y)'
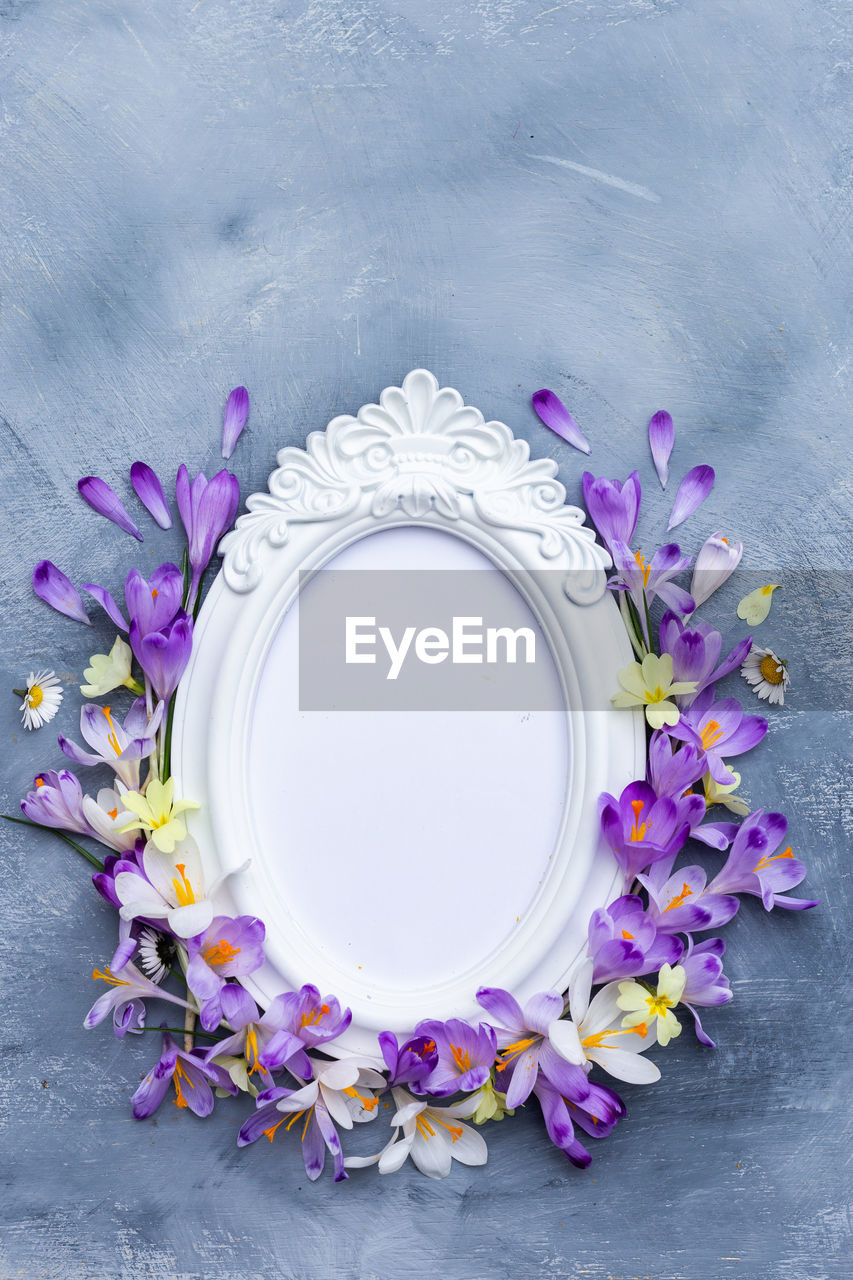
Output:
(378, 1031), (440, 1090)
(690, 532), (743, 608)
(598, 780), (692, 887)
(21, 769), (99, 839)
(238, 1056), (385, 1182)
(474, 990), (591, 1109)
(185, 915), (266, 1031)
(129, 611), (193, 703)
(205, 985), (297, 1092)
(586, 893), (684, 984)
(659, 611), (752, 706)
(609, 539), (695, 643)
(666, 686), (768, 785)
(707, 810), (818, 911)
(413, 1018), (498, 1097)
(132, 1029), (237, 1119)
(581, 471), (641, 553)
(259, 985), (353, 1079)
(637, 860), (740, 935)
(679, 937), (733, 1046)
(176, 464), (240, 603)
(32, 561), (91, 625)
(85, 958), (189, 1036)
(58, 697), (163, 790)
(78, 476), (143, 541)
(130, 462), (172, 530)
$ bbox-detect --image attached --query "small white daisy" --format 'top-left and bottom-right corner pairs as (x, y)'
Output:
(741, 646), (790, 706)
(16, 670), (63, 730)
(137, 926), (176, 984)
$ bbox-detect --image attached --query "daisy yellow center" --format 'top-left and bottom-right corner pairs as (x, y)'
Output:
(759, 655), (785, 684)
(203, 938), (241, 967)
(450, 1043), (472, 1073)
(629, 798), (650, 842)
(634, 550), (651, 586)
(700, 719), (724, 749)
(27, 684), (44, 709)
(172, 863), (197, 906)
(300, 1004), (331, 1028)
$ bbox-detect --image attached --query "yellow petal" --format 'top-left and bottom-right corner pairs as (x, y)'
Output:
(737, 584), (781, 626)
(646, 700), (680, 730)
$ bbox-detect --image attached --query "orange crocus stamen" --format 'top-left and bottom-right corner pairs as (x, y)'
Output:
(173, 1058), (195, 1109)
(102, 706), (122, 756)
(634, 550), (651, 586)
(629, 799), (650, 842)
(700, 719), (724, 750)
(754, 846), (795, 873)
(342, 1086), (379, 1112)
(663, 882), (694, 912)
(92, 966), (130, 987)
(450, 1043), (472, 1073)
(203, 938), (242, 967)
(299, 1003), (331, 1028)
(497, 1035), (538, 1067)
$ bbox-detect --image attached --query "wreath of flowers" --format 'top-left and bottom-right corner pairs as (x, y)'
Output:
(9, 385), (815, 1184)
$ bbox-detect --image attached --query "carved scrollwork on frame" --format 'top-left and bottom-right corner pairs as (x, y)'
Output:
(219, 369), (611, 602)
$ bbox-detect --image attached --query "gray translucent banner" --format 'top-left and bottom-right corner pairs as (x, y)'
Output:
(297, 567), (852, 711)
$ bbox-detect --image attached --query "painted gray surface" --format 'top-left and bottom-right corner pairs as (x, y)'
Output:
(0, 1), (851, 1277)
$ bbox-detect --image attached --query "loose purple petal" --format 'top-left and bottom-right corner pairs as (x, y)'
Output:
(130, 462), (172, 530)
(81, 583), (129, 632)
(78, 476), (143, 541)
(32, 561), (91, 625)
(221, 386), (249, 460)
(532, 389), (591, 455)
(667, 465), (715, 531)
(648, 410), (674, 489)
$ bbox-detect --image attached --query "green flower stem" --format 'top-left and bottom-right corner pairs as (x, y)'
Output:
(136, 1024), (223, 1042)
(1, 814), (105, 872)
(160, 692), (178, 782)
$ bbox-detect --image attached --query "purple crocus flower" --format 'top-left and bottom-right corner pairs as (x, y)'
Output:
(667, 686), (768, 785)
(475, 989), (592, 1109)
(378, 1031), (439, 1089)
(645, 732), (737, 852)
(533, 1075), (625, 1169)
(648, 410), (674, 489)
(598, 781), (691, 887)
(413, 1018), (497, 1097)
(259, 984), (353, 1079)
(130, 462), (172, 529)
(176, 464), (240, 601)
(659, 611), (752, 706)
(207, 985), (295, 1092)
(21, 769), (98, 838)
(221, 386), (250, 459)
(638, 861), (740, 934)
(586, 894), (684, 984)
(125, 563), (184, 634)
(532, 389), (591, 454)
(679, 937), (733, 1047)
(32, 561), (91, 625)
(129, 610), (193, 702)
(581, 471), (641, 553)
(58, 697), (163, 789)
(609, 539), (695, 642)
(78, 476), (143, 541)
(667, 464), (715, 531)
(708, 810), (818, 911)
(85, 958), (189, 1036)
(185, 915), (266, 1031)
(131, 1029), (237, 1119)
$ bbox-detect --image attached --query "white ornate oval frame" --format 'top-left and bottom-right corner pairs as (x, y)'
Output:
(174, 370), (644, 1055)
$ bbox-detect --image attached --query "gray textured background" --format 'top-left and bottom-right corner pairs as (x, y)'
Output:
(1, 1), (851, 1277)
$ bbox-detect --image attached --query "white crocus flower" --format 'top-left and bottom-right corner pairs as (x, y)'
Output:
(81, 784), (137, 852)
(345, 1086), (488, 1179)
(563, 959), (661, 1084)
(114, 834), (248, 938)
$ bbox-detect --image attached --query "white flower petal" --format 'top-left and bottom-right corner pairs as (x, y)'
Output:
(547, 1018), (585, 1066)
(588, 1045), (661, 1083)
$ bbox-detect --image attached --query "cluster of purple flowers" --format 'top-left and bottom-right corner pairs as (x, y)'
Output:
(15, 388), (817, 1185)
